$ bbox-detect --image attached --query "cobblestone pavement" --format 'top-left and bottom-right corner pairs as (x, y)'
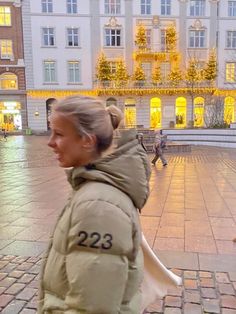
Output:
(0, 136), (236, 313)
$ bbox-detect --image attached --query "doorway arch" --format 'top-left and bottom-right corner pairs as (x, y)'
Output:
(194, 97), (204, 127)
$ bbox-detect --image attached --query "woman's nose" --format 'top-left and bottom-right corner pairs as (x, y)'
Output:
(47, 135), (55, 148)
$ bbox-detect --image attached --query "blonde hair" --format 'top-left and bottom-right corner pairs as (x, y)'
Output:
(53, 95), (123, 155)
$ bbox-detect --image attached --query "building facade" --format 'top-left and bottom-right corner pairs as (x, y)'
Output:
(0, 0), (27, 132)
(22, 0), (236, 131)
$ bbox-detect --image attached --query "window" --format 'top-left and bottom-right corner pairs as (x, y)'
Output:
(189, 30), (205, 48)
(105, 28), (121, 46)
(67, 28), (79, 46)
(0, 7), (11, 26)
(146, 29), (152, 48)
(161, 29), (167, 51)
(67, 0), (77, 14)
(141, 62), (152, 81)
(189, 0), (205, 16)
(161, 0), (171, 16)
(227, 31), (236, 48)
(0, 40), (13, 59)
(42, 28), (55, 46)
(141, 0), (151, 15)
(160, 62), (171, 79)
(109, 61), (118, 75)
(226, 63), (236, 82)
(42, 0), (53, 13)
(0, 73), (18, 89)
(228, 1), (236, 16)
(104, 0), (121, 14)
(44, 61), (56, 82)
(68, 61), (80, 83)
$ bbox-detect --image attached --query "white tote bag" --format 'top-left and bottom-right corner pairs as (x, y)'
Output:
(140, 234), (182, 312)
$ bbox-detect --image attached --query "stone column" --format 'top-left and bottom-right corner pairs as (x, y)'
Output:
(178, 0), (187, 67)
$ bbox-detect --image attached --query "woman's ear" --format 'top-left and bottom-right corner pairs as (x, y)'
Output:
(82, 134), (97, 152)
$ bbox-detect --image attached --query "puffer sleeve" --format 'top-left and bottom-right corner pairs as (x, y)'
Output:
(64, 199), (135, 314)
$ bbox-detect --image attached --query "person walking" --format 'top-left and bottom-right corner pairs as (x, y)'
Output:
(137, 132), (147, 152)
(151, 129), (167, 166)
(38, 95), (151, 314)
(2, 129), (7, 141)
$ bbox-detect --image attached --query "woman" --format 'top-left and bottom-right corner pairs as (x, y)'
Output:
(38, 95), (151, 313)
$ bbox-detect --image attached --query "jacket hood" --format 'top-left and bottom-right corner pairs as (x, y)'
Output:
(67, 129), (151, 210)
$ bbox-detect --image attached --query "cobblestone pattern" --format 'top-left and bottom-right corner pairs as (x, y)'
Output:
(0, 255), (236, 313)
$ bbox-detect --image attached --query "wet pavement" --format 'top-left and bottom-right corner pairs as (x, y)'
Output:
(0, 135), (236, 313)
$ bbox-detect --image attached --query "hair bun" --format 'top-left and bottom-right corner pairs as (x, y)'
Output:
(106, 105), (123, 130)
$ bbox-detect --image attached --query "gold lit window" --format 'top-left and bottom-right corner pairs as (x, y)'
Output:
(0, 73), (18, 90)
(125, 98), (136, 128)
(194, 97), (204, 127)
(0, 7), (11, 26)
(226, 63), (236, 82)
(176, 97), (187, 128)
(224, 96), (235, 124)
(0, 40), (12, 59)
(150, 97), (161, 128)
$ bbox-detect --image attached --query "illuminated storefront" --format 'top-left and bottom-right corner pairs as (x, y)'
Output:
(175, 97), (187, 128)
(224, 96), (235, 125)
(125, 98), (136, 127)
(194, 97), (204, 127)
(0, 101), (22, 131)
(150, 97), (161, 128)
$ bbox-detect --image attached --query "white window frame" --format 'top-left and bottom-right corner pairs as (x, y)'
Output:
(42, 27), (55, 46)
(0, 40), (13, 59)
(41, 0), (53, 13)
(189, 30), (205, 48)
(67, 28), (79, 47)
(104, 28), (121, 46)
(104, 0), (121, 14)
(43, 60), (57, 83)
(141, 0), (151, 15)
(68, 60), (80, 83)
(228, 1), (236, 16)
(161, 0), (171, 16)
(225, 62), (236, 82)
(0, 6), (11, 26)
(189, 0), (205, 16)
(227, 31), (236, 48)
(67, 0), (77, 14)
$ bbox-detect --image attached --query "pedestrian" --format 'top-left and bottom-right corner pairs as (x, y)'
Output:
(151, 129), (167, 166)
(38, 95), (151, 314)
(2, 129), (7, 141)
(137, 132), (147, 152)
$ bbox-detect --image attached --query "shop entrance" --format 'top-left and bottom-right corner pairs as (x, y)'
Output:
(0, 101), (22, 131)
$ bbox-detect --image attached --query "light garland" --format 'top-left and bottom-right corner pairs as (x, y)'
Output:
(27, 88), (236, 98)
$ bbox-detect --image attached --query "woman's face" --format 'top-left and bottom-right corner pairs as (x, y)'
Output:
(48, 112), (93, 168)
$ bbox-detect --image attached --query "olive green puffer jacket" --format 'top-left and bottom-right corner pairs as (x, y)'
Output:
(38, 129), (150, 314)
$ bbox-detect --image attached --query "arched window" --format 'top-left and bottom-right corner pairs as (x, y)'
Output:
(106, 97), (117, 107)
(150, 97), (161, 128)
(224, 96), (235, 124)
(46, 98), (57, 130)
(175, 97), (187, 128)
(124, 98), (136, 128)
(194, 97), (204, 127)
(0, 72), (18, 89)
